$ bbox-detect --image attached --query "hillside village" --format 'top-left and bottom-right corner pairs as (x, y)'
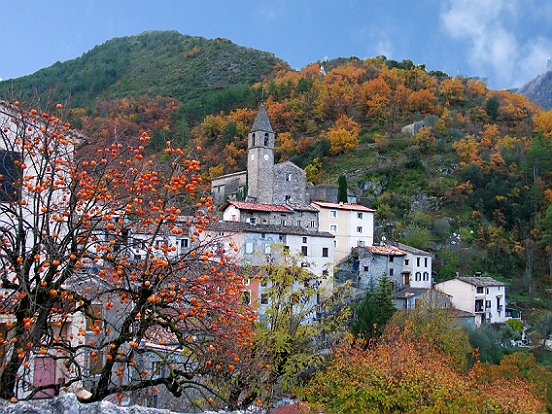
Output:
(0, 97), (539, 413)
(2, 30), (552, 413)
(209, 103), (514, 329)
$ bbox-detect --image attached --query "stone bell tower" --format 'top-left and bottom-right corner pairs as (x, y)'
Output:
(247, 103), (275, 203)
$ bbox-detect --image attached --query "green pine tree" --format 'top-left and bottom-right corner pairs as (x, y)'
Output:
(337, 175), (348, 203)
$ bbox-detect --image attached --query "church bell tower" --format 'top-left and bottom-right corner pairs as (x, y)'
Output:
(247, 103), (275, 203)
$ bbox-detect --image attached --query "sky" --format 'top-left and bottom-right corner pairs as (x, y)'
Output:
(0, 0), (551, 89)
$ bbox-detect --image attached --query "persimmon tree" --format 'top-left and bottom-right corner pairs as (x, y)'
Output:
(0, 101), (255, 404)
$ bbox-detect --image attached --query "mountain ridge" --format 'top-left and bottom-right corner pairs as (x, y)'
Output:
(0, 30), (286, 109)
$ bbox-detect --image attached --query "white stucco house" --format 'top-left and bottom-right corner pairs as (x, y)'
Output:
(311, 201), (375, 263)
(388, 242), (432, 289)
(434, 275), (507, 327)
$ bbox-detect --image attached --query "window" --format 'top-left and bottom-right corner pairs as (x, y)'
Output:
(152, 361), (162, 377)
(89, 350), (104, 375)
(0, 150), (21, 203)
(389, 268), (394, 276)
(389, 256), (394, 263)
(329, 210), (337, 218)
(301, 246), (308, 256)
(302, 237), (307, 244)
(476, 287), (484, 294)
(357, 226), (363, 233)
(260, 293), (269, 305)
(310, 220), (316, 228)
(357, 212), (363, 219)
(322, 247), (329, 258)
(416, 257), (420, 267)
(285, 195), (291, 201)
(286, 173), (292, 182)
(405, 259), (409, 266)
(86, 304), (103, 332)
(363, 266), (369, 272)
(330, 224), (337, 232)
(485, 300), (491, 309)
(415, 272), (421, 281)
(264, 244), (272, 254)
(357, 240), (365, 247)
(423, 272), (429, 281)
(280, 219), (286, 226)
(242, 291), (251, 305)
(179, 238), (189, 249)
(486, 288), (489, 294)
(261, 233), (265, 239)
(245, 242), (254, 254)
(424, 257), (428, 267)
(279, 234), (284, 241)
(475, 299), (484, 312)
(249, 217), (256, 225)
(334, 240), (337, 247)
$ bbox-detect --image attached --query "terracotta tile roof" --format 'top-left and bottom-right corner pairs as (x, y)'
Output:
(223, 200), (292, 213)
(364, 245), (407, 256)
(311, 201), (376, 212)
(208, 220), (334, 238)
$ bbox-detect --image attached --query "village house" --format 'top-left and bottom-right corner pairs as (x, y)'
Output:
(387, 242), (433, 288)
(434, 275), (507, 327)
(311, 201), (375, 263)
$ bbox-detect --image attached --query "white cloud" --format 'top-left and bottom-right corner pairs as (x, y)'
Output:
(440, 0), (551, 88)
(374, 38), (393, 59)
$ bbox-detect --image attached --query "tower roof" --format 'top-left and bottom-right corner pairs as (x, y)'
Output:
(251, 102), (274, 133)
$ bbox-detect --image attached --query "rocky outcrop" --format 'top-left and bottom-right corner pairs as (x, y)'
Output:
(518, 71), (552, 109)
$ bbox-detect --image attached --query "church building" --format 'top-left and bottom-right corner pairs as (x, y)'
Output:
(211, 103), (308, 205)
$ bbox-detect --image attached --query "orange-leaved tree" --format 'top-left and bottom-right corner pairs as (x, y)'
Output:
(302, 333), (546, 414)
(0, 101), (255, 404)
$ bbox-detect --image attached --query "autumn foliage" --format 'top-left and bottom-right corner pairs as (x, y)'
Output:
(302, 333), (546, 414)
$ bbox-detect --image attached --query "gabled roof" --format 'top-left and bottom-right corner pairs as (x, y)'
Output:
(208, 220), (334, 238)
(251, 102), (274, 133)
(286, 202), (319, 212)
(456, 276), (506, 287)
(363, 245), (406, 256)
(388, 242), (431, 256)
(311, 201), (376, 212)
(211, 169), (246, 181)
(391, 287), (430, 299)
(222, 200), (292, 213)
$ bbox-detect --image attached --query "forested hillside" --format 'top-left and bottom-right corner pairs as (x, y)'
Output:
(0, 31), (284, 119)
(185, 57), (552, 307)
(2, 32), (552, 307)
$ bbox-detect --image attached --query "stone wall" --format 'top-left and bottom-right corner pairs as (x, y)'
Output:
(273, 162), (306, 204)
